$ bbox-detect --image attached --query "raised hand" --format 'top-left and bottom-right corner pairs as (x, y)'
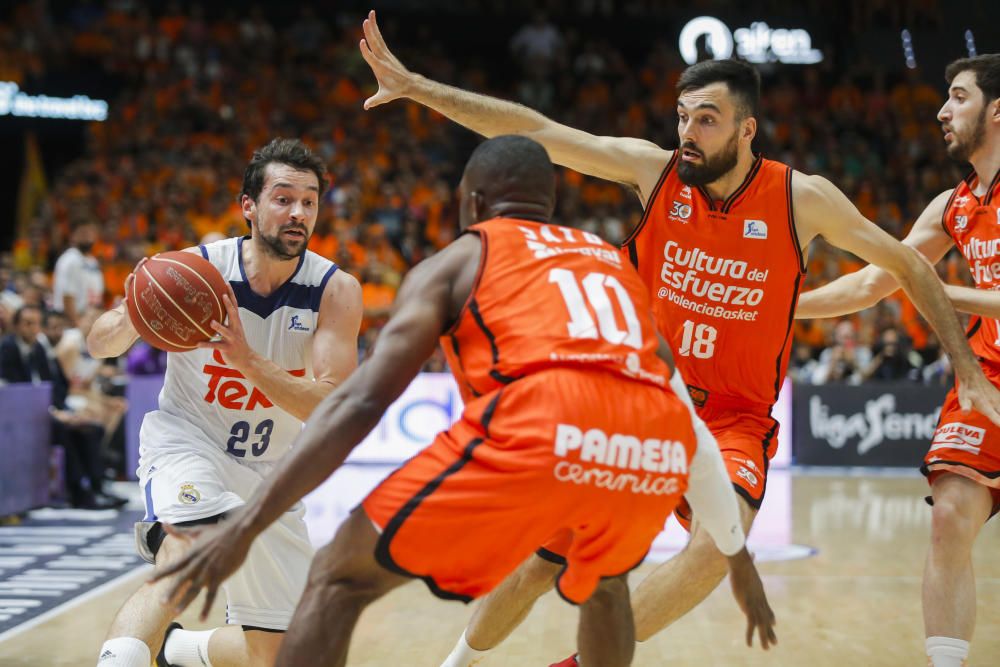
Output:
(359, 10), (416, 109)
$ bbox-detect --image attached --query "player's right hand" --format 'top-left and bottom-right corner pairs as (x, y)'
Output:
(727, 547), (777, 650)
(359, 10), (414, 109)
(956, 369), (1000, 428)
(150, 519), (254, 621)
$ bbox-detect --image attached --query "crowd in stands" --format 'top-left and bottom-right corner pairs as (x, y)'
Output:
(0, 0), (970, 389)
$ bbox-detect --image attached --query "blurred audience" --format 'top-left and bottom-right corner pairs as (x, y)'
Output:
(1, 0), (972, 388)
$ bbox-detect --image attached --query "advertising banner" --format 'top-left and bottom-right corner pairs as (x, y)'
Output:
(0, 383), (51, 515)
(793, 383), (948, 467)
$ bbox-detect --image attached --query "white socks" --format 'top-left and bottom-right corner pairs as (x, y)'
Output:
(926, 636), (969, 667)
(164, 628), (217, 667)
(96, 637), (151, 667)
(441, 630), (490, 667)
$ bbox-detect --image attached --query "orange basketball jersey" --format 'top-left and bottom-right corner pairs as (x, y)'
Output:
(442, 217), (671, 400)
(623, 155), (805, 408)
(942, 171), (1000, 365)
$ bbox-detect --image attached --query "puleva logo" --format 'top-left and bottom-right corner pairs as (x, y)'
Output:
(743, 219), (768, 239)
(288, 314), (310, 332)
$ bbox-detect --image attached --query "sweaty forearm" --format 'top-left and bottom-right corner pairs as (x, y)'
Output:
(238, 353), (337, 422)
(795, 265), (898, 319)
(408, 75), (547, 140)
(240, 374), (386, 538)
(945, 284), (1000, 319)
(87, 307), (139, 358)
(892, 249), (978, 377)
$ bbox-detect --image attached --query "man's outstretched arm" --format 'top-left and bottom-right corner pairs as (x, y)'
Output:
(358, 10), (670, 202)
(794, 189), (954, 319)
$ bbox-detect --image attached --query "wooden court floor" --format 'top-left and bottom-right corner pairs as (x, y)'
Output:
(1, 472), (998, 666)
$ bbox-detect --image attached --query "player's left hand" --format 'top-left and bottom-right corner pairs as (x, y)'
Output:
(727, 547), (777, 650)
(199, 285), (254, 370)
(150, 521), (253, 620)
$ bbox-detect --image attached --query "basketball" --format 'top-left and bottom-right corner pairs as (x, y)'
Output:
(125, 251), (230, 353)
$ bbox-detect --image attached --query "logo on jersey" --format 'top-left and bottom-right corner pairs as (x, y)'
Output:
(955, 215), (969, 231)
(687, 385), (708, 408)
(679, 185), (692, 200)
(203, 349), (305, 410)
(552, 424), (688, 497)
(954, 196), (970, 208)
(736, 466), (759, 487)
(516, 225), (621, 267)
(930, 422), (985, 455)
(178, 483), (201, 505)
(288, 315), (310, 332)
(669, 201), (692, 222)
(743, 219), (768, 239)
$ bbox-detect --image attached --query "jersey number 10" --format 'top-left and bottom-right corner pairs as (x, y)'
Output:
(549, 268), (643, 349)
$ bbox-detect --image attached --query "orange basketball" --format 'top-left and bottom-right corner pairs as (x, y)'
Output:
(125, 250), (229, 353)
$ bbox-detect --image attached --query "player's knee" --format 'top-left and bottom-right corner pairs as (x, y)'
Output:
(929, 497), (977, 548)
(308, 570), (384, 609)
(586, 575), (629, 609)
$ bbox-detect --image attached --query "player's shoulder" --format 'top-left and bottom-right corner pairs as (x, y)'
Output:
(319, 265), (361, 307)
(910, 188), (958, 227)
(195, 236), (240, 263)
(788, 169), (828, 193)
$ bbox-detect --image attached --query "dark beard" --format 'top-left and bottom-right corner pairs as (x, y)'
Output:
(676, 132), (740, 187)
(946, 105), (987, 163)
(258, 227), (309, 261)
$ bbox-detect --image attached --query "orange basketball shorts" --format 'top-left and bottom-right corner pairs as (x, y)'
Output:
(671, 395), (778, 532)
(923, 364), (1000, 514)
(363, 368), (695, 605)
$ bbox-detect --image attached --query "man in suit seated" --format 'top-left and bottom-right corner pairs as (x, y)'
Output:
(1, 306), (125, 509)
(0, 305), (50, 384)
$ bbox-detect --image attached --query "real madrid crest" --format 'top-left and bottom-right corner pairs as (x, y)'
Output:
(178, 483), (201, 505)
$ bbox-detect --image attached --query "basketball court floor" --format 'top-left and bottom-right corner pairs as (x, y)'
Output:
(1, 467), (998, 666)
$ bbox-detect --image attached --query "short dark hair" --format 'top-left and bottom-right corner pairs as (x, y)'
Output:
(13, 305), (41, 325)
(676, 59), (761, 119)
(464, 135), (555, 195)
(240, 137), (329, 207)
(945, 54), (1000, 102)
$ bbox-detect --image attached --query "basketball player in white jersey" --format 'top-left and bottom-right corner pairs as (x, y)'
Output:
(87, 138), (363, 667)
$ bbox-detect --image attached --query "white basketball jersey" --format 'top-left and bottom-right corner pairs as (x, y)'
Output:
(143, 236), (338, 463)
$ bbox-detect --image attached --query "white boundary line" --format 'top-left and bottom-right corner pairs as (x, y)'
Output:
(0, 564), (150, 644)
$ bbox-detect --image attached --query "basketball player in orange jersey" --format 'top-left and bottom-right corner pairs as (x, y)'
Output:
(86, 139), (363, 667)
(150, 135), (777, 667)
(355, 12), (1000, 667)
(796, 54), (1000, 667)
